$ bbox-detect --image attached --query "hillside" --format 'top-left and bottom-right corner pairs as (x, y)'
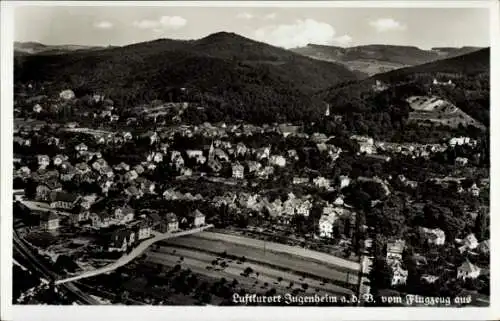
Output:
(314, 48), (489, 140)
(14, 32), (363, 124)
(291, 44), (484, 76)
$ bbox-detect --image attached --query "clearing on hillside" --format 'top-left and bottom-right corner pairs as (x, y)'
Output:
(406, 95), (485, 130)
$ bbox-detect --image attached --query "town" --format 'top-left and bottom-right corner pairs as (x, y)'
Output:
(13, 78), (489, 306)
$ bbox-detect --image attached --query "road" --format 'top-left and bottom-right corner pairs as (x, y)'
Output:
(56, 225), (214, 284)
(13, 232), (100, 305)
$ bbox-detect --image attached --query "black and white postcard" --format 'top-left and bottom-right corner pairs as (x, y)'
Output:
(1, 1), (498, 320)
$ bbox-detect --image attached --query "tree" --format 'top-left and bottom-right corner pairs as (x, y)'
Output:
(370, 256), (392, 291)
(474, 210), (489, 240)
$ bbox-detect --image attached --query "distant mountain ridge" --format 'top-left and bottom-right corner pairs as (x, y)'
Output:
(14, 41), (116, 55)
(291, 44), (485, 76)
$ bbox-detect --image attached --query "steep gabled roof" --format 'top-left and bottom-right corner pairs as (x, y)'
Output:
(458, 259), (480, 273)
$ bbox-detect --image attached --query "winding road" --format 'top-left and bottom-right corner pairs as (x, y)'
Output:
(56, 225), (214, 284)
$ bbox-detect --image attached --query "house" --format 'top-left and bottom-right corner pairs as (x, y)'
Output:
(350, 135), (374, 154)
(52, 154), (67, 166)
(100, 166), (114, 178)
(390, 262), (408, 286)
(92, 159), (108, 172)
(270, 155), (286, 167)
(257, 166), (275, 179)
(265, 199), (284, 218)
(147, 152), (163, 163)
(296, 200), (312, 217)
(35, 179), (63, 201)
(124, 170), (139, 181)
(39, 212), (59, 230)
(186, 149), (203, 159)
(232, 162), (245, 179)
(282, 198), (296, 216)
(188, 209), (205, 227)
(75, 143), (88, 152)
(287, 149), (299, 161)
(33, 104), (43, 113)
(208, 159), (223, 173)
(17, 166), (31, 178)
(60, 164), (77, 181)
(339, 176), (351, 189)
(49, 192), (81, 210)
(114, 206), (135, 223)
(37, 155), (50, 168)
(173, 155), (185, 170)
(59, 89), (75, 100)
(449, 137), (473, 147)
(333, 196), (344, 206)
(100, 110), (112, 118)
(160, 143), (170, 154)
(147, 212), (167, 232)
(468, 183), (480, 197)
(278, 124), (301, 138)
(142, 131), (159, 145)
(125, 185), (144, 199)
(457, 260), (481, 280)
(455, 157), (469, 166)
(99, 179), (114, 194)
(80, 194), (98, 210)
(214, 148), (229, 162)
(180, 167), (193, 176)
(163, 189), (180, 200)
(136, 177), (156, 194)
(135, 221), (152, 240)
(246, 161), (262, 174)
(134, 165), (145, 175)
(75, 162), (91, 175)
(122, 131), (133, 141)
(165, 213), (179, 232)
(114, 162), (130, 172)
(319, 213), (337, 238)
(313, 176), (331, 190)
(386, 239), (405, 265)
(236, 143), (248, 156)
(256, 146), (271, 160)
(293, 177), (309, 185)
(311, 133), (328, 143)
(70, 206), (91, 225)
(477, 240), (490, 254)
(459, 233), (479, 253)
(420, 227), (446, 245)
(108, 229), (132, 252)
(90, 211), (113, 229)
(421, 275), (439, 284)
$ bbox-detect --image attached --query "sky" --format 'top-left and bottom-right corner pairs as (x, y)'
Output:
(14, 5), (491, 49)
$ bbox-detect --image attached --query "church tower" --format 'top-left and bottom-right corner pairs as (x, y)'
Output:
(208, 140), (215, 162)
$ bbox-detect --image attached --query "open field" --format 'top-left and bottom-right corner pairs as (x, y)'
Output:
(147, 245), (355, 297)
(161, 232), (360, 286)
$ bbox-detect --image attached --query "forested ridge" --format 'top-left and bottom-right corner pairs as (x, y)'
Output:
(14, 34), (489, 139)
